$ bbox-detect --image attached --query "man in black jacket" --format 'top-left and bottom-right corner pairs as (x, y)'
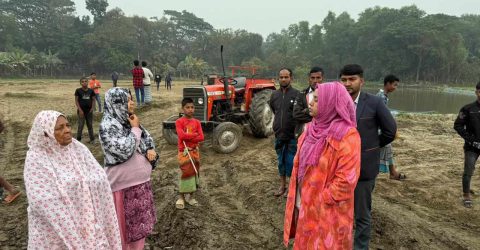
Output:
(340, 64), (397, 250)
(293, 66), (324, 138)
(269, 68), (300, 197)
(454, 81), (480, 208)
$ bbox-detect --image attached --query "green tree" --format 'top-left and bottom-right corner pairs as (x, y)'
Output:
(85, 0), (108, 24)
(8, 50), (33, 75)
(43, 50), (62, 76)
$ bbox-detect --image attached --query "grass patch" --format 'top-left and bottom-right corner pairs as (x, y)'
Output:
(4, 92), (42, 98)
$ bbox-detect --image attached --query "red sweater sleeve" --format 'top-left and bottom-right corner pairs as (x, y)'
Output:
(190, 120), (204, 143)
(175, 118), (198, 141)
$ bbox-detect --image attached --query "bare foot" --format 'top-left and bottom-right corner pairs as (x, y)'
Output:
(274, 187), (286, 197)
(390, 173), (406, 181)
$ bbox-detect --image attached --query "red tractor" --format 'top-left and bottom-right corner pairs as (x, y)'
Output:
(162, 48), (276, 153)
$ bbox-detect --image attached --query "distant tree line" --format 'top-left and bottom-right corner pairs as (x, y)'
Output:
(1, 0), (480, 85)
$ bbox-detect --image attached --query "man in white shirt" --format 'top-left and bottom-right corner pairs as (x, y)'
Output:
(142, 61), (154, 104)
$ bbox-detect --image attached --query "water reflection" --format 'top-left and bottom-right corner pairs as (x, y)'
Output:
(364, 86), (475, 114)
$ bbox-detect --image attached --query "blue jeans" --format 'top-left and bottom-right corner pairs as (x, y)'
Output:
(274, 138), (297, 177)
(94, 94), (102, 112)
(134, 87), (145, 105)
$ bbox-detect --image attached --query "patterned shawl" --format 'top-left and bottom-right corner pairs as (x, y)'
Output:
(99, 88), (157, 167)
(298, 82), (357, 182)
(24, 110), (121, 249)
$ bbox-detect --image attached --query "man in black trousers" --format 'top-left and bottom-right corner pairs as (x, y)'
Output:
(293, 66), (323, 138)
(340, 64), (397, 250)
(454, 81), (480, 208)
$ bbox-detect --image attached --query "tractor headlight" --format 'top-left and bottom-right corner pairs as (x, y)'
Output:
(198, 98), (204, 105)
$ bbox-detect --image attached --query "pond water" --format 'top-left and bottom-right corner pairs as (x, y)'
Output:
(364, 86), (476, 114)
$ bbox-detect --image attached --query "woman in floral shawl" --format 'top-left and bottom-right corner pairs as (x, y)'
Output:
(284, 82), (361, 249)
(24, 110), (121, 249)
(99, 88), (158, 250)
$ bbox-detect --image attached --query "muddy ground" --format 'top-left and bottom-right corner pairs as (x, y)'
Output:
(0, 79), (479, 249)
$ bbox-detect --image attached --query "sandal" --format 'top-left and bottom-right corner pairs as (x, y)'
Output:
(186, 198), (199, 206)
(390, 173), (407, 181)
(175, 198), (185, 209)
(463, 199), (473, 208)
(3, 191), (21, 204)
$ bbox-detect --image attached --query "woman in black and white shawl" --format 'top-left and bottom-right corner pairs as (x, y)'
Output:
(99, 87), (158, 249)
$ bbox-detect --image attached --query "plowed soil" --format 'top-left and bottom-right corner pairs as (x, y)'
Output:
(0, 79), (479, 249)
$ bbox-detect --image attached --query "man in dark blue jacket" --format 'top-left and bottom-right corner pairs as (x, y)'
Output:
(454, 81), (480, 208)
(269, 68), (300, 197)
(340, 64), (397, 250)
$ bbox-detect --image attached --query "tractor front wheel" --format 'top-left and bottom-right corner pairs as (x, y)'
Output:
(248, 89), (274, 137)
(163, 115), (179, 145)
(212, 122), (242, 153)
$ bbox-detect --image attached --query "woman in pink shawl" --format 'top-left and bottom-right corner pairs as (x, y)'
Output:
(24, 110), (121, 249)
(284, 82), (361, 249)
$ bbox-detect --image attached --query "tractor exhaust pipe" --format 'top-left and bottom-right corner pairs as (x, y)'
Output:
(220, 45), (229, 99)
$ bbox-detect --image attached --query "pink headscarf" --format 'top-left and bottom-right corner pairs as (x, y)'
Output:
(298, 82), (356, 182)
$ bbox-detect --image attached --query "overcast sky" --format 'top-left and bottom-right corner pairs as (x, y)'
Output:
(73, 0), (480, 37)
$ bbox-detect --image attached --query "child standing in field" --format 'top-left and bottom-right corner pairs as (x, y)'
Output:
(89, 72), (102, 112)
(175, 98), (204, 209)
(75, 77), (96, 143)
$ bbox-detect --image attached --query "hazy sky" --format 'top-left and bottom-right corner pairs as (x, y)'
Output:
(73, 0), (480, 36)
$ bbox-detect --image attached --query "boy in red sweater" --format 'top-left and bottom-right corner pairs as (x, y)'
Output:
(175, 98), (204, 209)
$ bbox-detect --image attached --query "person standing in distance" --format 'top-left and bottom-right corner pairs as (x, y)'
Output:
(89, 72), (102, 112)
(454, 81), (480, 208)
(142, 61), (154, 104)
(75, 77), (96, 143)
(131, 60), (145, 106)
(340, 64), (396, 250)
(111, 71), (119, 87)
(269, 68), (300, 197)
(377, 74), (406, 181)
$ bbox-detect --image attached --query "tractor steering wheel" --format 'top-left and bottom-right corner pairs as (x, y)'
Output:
(219, 77), (238, 85)
(229, 78), (238, 85)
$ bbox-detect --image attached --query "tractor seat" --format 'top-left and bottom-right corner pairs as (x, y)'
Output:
(233, 77), (246, 90)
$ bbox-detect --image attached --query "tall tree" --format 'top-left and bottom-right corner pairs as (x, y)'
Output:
(85, 0), (108, 24)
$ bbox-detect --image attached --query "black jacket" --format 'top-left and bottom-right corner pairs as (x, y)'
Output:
(454, 101), (480, 152)
(356, 92), (397, 181)
(269, 86), (300, 140)
(293, 86), (314, 138)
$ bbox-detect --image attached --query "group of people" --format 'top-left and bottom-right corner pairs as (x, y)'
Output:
(270, 64), (399, 249)
(84, 60), (174, 114)
(75, 60), (174, 144)
(22, 78), (203, 248)
(24, 86), (161, 249)
(12, 60), (480, 249)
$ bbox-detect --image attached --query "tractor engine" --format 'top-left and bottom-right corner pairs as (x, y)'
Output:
(182, 87), (207, 121)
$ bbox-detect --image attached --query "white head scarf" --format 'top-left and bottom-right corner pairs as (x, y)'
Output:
(24, 110), (121, 249)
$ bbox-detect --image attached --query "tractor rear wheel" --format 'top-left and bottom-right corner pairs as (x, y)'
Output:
(163, 115), (178, 145)
(212, 122), (242, 153)
(248, 89), (274, 137)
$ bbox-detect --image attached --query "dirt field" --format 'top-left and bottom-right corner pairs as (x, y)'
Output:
(0, 79), (479, 249)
